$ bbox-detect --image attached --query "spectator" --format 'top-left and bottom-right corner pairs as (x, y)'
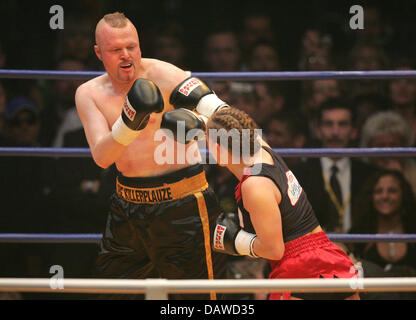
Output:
(203, 27), (244, 111)
(350, 5), (393, 49)
(229, 82), (257, 119)
(389, 58), (416, 141)
(239, 10), (276, 54)
(43, 58), (86, 147)
(347, 44), (389, 99)
(294, 98), (376, 233)
(246, 40), (280, 71)
(350, 170), (416, 275)
(351, 93), (389, 137)
(3, 97), (42, 147)
(54, 16), (98, 69)
(51, 126), (108, 232)
(203, 28), (242, 72)
(0, 41), (6, 68)
(0, 97), (55, 279)
(264, 110), (307, 168)
(228, 82), (285, 129)
(360, 111), (416, 194)
(253, 82), (285, 127)
(151, 21), (188, 70)
(349, 44), (389, 71)
(46, 126), (110, 284)
(300, 79), (341, 139)
(298, 29), (335, 71)
(0, 81), (7, 143)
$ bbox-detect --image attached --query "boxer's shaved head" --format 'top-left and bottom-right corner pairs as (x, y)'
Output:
(94, 12), (141, 83)
(95, 12), (135, 46)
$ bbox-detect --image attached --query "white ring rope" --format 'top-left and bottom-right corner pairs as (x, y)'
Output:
(0, 278), (416, 299)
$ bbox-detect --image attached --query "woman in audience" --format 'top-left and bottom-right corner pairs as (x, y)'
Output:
(350, 170), (416, 271)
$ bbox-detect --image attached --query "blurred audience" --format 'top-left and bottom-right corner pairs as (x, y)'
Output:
(294, 98), (376, 233)
(264, 110), (307, 168)
(388, 58), (416, 141)
(360, 111), (416, 194)
(239, 11), (276, 55)
(300, 79), (341, 137)
(0, 81), (7, 143)
(350, 170), (416, 274)
(0, 41), (6, 68)
(54, 16), (99, 70)
(245, 40), (280, 71)
(2, 97), (42, 147)
(0, 97), (55, 279)
(42, 58), (86, 147)
(347, 43), (389, 99)
(298, 29), (335, 71)
(203, 27), (242, 72)
(350, 5), (394, 50)
(150, 21), (189, 70)
(351, 93), (389, 136)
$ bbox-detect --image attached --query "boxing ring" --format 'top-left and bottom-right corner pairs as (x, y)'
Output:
(1, 69), (416, 299)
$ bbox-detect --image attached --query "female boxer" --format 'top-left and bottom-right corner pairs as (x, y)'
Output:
(206, 106), (360, 300)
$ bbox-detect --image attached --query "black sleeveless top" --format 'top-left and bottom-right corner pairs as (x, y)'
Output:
(235, 146), (320, 243)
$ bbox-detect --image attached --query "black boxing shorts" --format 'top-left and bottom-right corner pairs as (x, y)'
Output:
(94, 164), (227, 300)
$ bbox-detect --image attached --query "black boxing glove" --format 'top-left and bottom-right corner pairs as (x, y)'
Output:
(112, 78), (164, 146)
(169, 77), (229, 118)
(213, 212), (259, 258)
(161, 108), (207, 144)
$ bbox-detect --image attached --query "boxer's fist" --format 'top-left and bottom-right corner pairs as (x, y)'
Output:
(112, 79), (164, 145)
(124, 78), (164, 129)
(169, 77), (228, 118)
(161, 108), (207, 144)
(213, 212), (258, 258)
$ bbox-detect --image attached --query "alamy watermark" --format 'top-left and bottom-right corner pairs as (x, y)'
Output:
(49, 5), (64, 30)
(49, 265), (64, 289)
(349, 263), (364, 290)
(154, 125), (263, 175)
(349, 5), (364, 30)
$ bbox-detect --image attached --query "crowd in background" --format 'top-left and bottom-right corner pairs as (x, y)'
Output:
(0, 0), (416, 299)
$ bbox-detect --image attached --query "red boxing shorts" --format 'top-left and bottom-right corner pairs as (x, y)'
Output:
(268, 231), (359, 300)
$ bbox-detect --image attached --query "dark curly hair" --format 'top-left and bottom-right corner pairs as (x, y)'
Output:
(351, 169), (416, 234)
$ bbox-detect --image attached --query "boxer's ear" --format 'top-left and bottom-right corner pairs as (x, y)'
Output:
(94, 45), (102, 61)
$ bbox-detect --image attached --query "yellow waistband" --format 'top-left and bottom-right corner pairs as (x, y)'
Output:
(116, 171), (209, 204)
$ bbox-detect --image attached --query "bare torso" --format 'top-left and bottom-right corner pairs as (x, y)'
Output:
(78, 58), (200, 177)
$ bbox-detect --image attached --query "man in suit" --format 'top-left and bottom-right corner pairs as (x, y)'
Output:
(294, 98), (376, 233)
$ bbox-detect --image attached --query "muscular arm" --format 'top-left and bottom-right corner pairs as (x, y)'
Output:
(242, 177), (285, 260)
(75, 85), (127, 169)
(75, 61), (189, 169)
(145, 59), (190, 104)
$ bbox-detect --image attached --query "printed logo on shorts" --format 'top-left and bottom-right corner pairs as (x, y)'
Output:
(123, 97), (136, 121)
(286, 170), (302, 206)
(179, 78), (201, 96)
(213, 225), (226, 250)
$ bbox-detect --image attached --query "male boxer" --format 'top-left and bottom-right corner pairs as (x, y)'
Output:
(76, 12), (227, 300)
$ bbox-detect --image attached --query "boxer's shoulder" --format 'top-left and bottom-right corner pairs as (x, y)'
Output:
(76, 74), (111, 98)
(141, 58), (188, 85)
(75, 74), (113, 114)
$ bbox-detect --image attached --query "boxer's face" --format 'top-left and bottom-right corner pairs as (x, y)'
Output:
(95, 22), (141, 83)
(373, 175), (402, 217)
